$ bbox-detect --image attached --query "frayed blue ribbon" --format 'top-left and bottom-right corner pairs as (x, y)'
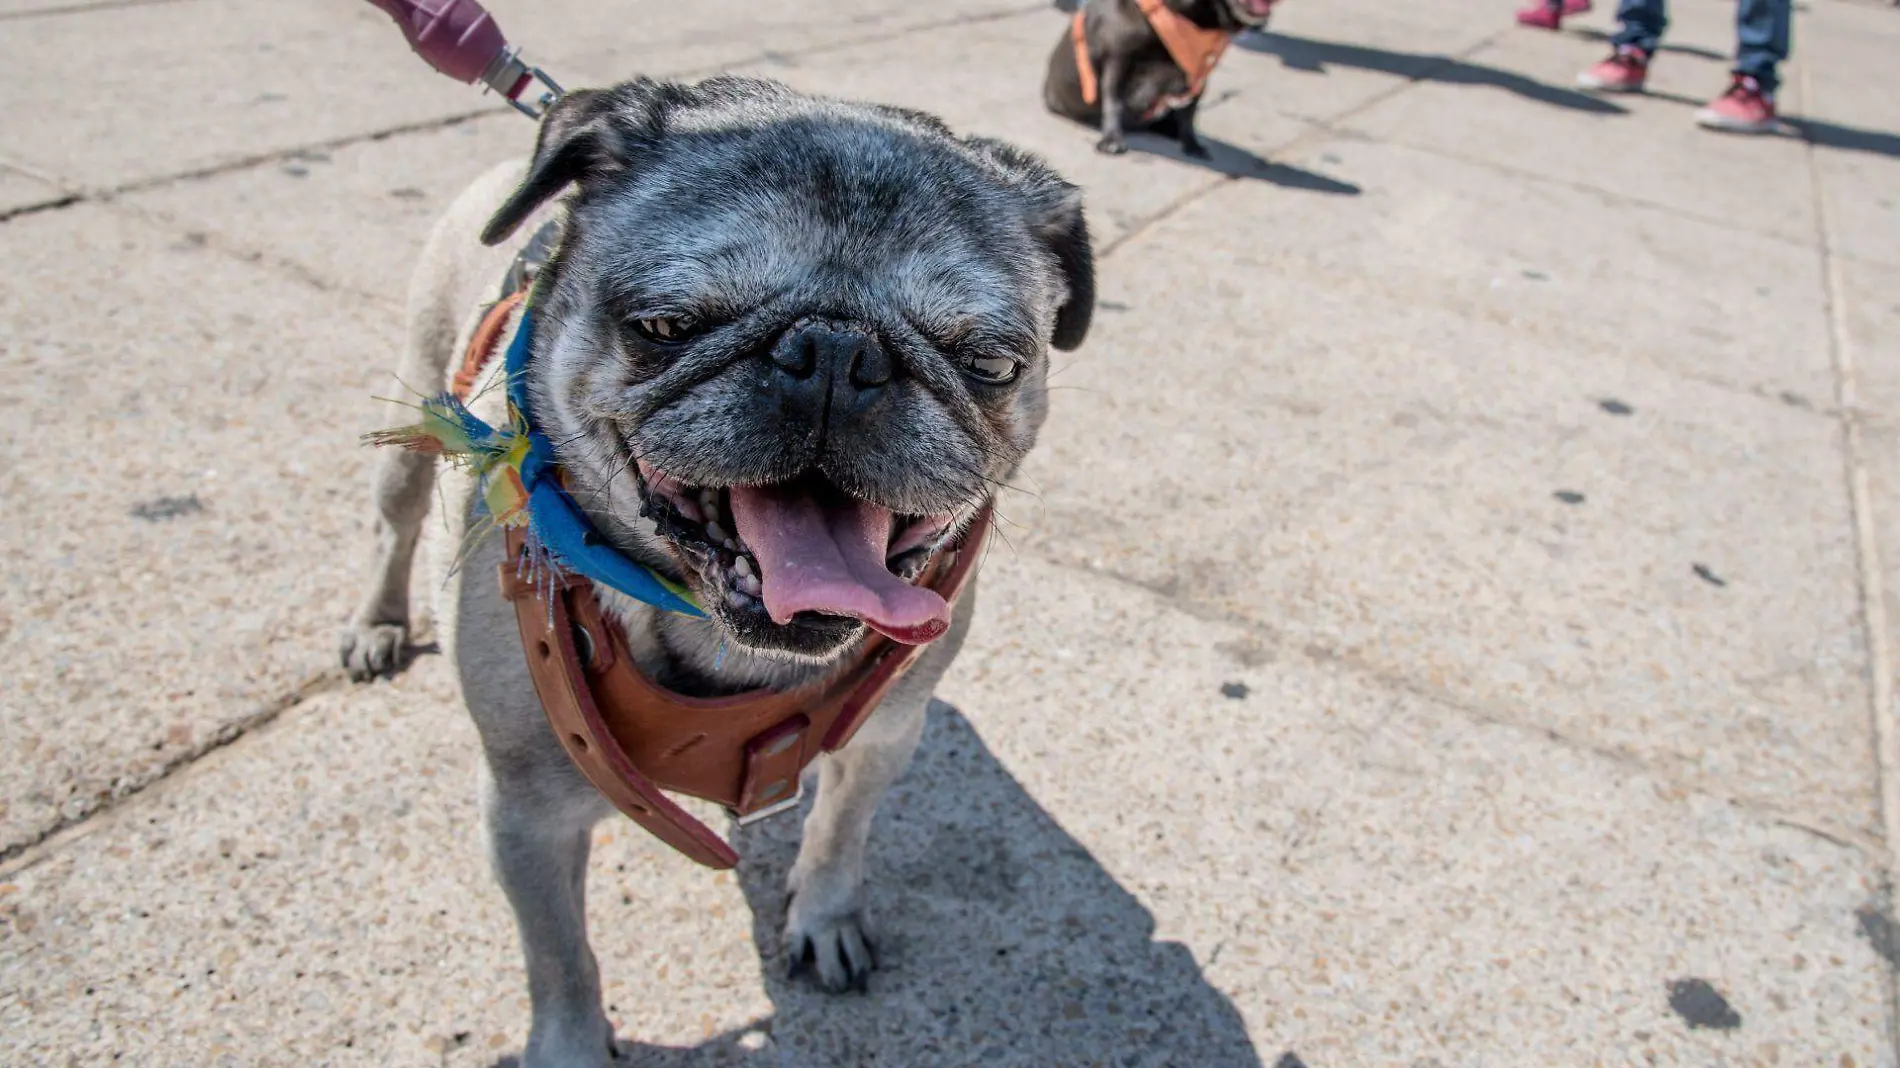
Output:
(503, 308), (705, 617)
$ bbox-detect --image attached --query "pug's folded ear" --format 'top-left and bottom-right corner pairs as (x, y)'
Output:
(1031, 185), (1093, 352)
(963, 137), (1096, 352)
(482, 83), (652, 246)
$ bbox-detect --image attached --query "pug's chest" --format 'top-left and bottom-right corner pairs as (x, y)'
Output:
(1122, 51), (1198, 119)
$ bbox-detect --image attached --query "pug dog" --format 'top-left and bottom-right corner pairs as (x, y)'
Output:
(338, 76), (1092, 1066)
(1045, 0), (1276, 157)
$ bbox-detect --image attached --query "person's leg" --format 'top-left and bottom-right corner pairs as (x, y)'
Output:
(1609, 0), (1667, 53)
(1581, 0), (1661, 89)
(1733, 0), (1791, 93)
(1695, 0), (1786, 131)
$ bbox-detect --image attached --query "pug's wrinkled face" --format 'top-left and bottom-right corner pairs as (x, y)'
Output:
(483, 78), (1093, 662)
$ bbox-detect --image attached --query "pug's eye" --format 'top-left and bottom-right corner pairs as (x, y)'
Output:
(630, 316), (697, 344)
(965, 354), (1019, 385)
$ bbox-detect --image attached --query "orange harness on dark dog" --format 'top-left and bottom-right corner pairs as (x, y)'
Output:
(456, 274), (990, 871)
(1072, 0), (1234, 118)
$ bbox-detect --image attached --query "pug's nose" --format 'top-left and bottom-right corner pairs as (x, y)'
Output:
(768, 321), (890, 387)
(766, 321), (893, 439)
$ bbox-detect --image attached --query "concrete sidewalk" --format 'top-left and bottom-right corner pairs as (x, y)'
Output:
(4, 0), (1899, 1063)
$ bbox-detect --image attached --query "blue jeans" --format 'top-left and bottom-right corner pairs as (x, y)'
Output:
(1610, 0), (1791, 93)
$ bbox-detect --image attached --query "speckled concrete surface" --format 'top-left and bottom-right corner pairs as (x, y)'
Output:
(1013, 159), (1877, 840)
(0, 205), (395, 855)
(4, 0), (1900, 1064)
(3, 555), (1890, 1066)
(1786, 1), (1900, 274)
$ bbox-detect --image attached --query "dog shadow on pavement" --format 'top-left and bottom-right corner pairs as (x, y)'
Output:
(1237, 30), (1628, 115)
(585, 700), (1264, 1068)
(1123, 128), (1362, 193)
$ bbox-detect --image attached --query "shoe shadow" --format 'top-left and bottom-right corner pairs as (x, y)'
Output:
(548, 700), (1265, 1068)
(1236, 30), (1628, 115)
(1613, 88), (1900, 159)
(1562, 25), (1729, 61)
(1784, 117), (1900, 161)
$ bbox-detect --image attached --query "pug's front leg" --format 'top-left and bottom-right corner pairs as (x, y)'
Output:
(484, 756), (619, 1067)
(1096, 53), (1131, 155)
(1173, 96), (1209, 158)
(783, 691), (928, 992)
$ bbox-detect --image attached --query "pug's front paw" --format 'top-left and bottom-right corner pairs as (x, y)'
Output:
(1095, 134), (1128, 155)
(784, 890), (876, 993)
(339, 621), (406, 682)
(1181, 138), (1210, 159)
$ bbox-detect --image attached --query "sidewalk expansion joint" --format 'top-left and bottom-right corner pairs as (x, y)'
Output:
(0, 109), (504, 228)
(1801, 65), (1900, 1058)
(0, 671), (344, 874)
(0, 3), (1047, 231)
(0, 193), (82, 224)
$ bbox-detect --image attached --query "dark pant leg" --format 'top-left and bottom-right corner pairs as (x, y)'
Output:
(1734, 0), (1791, 93)
(1610, 0), (1667, 53)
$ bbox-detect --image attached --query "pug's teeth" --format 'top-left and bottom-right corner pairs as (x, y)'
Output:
(737, 573), (761, 597)
(733, 556), (752, 578)
(706, 520), (728, 543)
(723, 538), (738, 551)
(726, 590), (751, 609)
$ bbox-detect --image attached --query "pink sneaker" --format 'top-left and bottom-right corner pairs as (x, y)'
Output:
(1695, 74), (1778, 133)
(1515, 2), (1563, 29)
(1515, 0), (1589, 27)
(1577, 46), (1648, 92)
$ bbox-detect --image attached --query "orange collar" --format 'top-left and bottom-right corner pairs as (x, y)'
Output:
(1072, 0), (1234, 109)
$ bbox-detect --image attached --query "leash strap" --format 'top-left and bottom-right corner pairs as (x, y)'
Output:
(1072, 9), (1099, 107)
(362, 0), (563, 117)
(1135, 0), (1232, 101)
(1072, 1), (1231, 114)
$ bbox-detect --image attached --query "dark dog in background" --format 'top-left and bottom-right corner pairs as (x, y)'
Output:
(1045, 0), (1275, 156)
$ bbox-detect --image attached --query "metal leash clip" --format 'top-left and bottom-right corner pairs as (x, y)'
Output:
(480, 45), (564, 118)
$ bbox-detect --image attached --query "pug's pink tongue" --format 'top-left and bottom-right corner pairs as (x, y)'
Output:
(727, 485), (950, 644)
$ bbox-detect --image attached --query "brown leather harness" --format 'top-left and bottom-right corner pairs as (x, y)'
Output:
(1072, 0), (1235, 119)
(456, 267), (989, 870)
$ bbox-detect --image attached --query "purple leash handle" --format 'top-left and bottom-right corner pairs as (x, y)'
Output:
(363, 0), (562, 117)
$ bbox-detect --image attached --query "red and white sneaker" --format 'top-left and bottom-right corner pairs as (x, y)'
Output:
(1515, 3), (1562, 29)
(1515, 0), (1591, 27)
(1695, 74), (1779, 134)
(1577, 46), (1649, 92)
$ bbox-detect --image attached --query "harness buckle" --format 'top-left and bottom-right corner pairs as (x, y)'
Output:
(479, 45), (564, 119)
(728, 783), (805, 827)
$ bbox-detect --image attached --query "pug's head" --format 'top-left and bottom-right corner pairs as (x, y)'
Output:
(483, 77), (1092, 663)
(1195, 0), (1276, 29)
